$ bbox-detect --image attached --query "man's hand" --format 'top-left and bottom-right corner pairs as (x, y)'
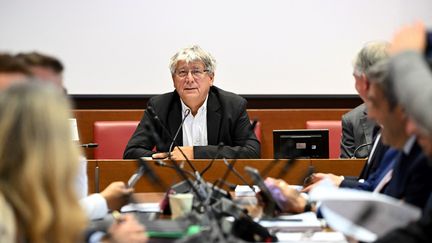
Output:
(105, 214), (148, 243)
(302, 173), (343, 192)
(265, 177), (307, 214)
(100, 181), (134, 211)
(152, 146), (194, 160)
(170, 146), (194, 160)
(390, 21), (426, 55)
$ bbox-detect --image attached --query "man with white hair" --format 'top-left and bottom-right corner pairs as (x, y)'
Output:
(124, 45), (260, 160)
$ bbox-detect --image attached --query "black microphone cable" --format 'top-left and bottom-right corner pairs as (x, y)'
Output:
(154, 160), (196, 179)
(351, 142), (373, 159)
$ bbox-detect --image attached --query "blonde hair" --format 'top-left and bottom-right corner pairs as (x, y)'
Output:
(0, 82), (87, 243)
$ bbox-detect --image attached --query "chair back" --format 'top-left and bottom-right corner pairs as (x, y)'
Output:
(94, 121), (139, 159)
(306, 120), (341, 158)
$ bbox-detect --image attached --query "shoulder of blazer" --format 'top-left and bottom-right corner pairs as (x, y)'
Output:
(209, 86), (246, 109)
(148, 90), (180, 113)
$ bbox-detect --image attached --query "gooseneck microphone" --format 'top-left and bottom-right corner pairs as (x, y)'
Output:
(221, 158), (255, 192)
(168, 108), (191, 155)
(154, 160), (196, 178)
(352, 142), (373, 159)
(147, 106), (198, 173)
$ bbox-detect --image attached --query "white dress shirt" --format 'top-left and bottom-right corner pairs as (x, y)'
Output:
(181, 96), (208, 147)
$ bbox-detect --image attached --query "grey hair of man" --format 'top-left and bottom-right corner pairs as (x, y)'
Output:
(353, 41), (390, 75)
(367, 60), (398, 110)
(169, 45), (216, 76)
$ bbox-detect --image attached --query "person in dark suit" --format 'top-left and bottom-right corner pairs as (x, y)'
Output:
(374, 21), (432, 243)
(365, 60), (432, 209)
(268, 57), (432, 214)
(340, 42), (389, 159)
(124, 45), (260, 160)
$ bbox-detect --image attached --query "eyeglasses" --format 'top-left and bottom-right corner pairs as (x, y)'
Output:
(175, 69), (209, 78)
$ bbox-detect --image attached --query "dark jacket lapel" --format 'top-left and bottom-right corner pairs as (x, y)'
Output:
(167, 92), (183, 147)
(206, 89), (221, 145)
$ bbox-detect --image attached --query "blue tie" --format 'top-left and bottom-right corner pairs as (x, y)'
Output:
(370, 148), (400, 191)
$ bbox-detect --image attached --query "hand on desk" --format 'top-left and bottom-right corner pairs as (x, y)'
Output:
(265, 177), (307, 214)
(101, 181), (134, 211)
(301, 173), (344, 192)
(152, 146), (194, 160)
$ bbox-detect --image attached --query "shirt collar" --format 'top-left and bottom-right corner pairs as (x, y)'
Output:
(180, 94), (209, 117)
(403, 135), (416, 155)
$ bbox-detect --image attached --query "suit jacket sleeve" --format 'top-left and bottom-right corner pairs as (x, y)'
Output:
(123, 100), (159, 159)
(340, 114), (355, 158)
(194, 98), (260, 159)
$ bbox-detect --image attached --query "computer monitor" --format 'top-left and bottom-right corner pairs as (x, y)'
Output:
(273, 129), (329, 159)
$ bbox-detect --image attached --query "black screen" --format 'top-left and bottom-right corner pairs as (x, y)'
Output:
(273, 129), (329, 159)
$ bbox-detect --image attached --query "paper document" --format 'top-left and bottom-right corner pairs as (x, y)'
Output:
(259, 212), (323, 232)
(121, 203), (161, 213)
(276, 232), (348, 243)
(309, 183), (421, 242)
(234, 185), (260, 196)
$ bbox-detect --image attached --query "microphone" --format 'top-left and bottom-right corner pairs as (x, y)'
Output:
(147, 106), (197, 173)
(80, 143), (98, 148)
(221, 158), (255, 192)
(168, 109), (190, 155)
(261, 139), (301, 178)
(351, 142), (373, 159)
(136, 157), (167, 191)
(154, 160), (196, 179)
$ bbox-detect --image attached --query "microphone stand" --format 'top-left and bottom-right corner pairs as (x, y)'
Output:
(351, 142), (373, 159)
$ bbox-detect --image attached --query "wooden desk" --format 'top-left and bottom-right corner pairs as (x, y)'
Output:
(87, 159), (365, 193)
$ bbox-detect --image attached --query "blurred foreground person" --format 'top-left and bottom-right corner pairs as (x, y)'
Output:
(0, 82), (86, 242)
(0, 82), (148, 243)
(16, 51), (65, 90)
(375, 21), (432, 243)
(0, 53), (30, 90)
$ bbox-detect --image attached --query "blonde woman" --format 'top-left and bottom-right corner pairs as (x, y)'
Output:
(0, 82), (147, 243)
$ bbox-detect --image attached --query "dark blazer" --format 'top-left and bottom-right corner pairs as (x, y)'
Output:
(340, 103), (377, 158)
(341, 146), (397, 190)
(383, 141), (432, 209)
(340, 133), (389, 188)
(123, 86), (260, 159)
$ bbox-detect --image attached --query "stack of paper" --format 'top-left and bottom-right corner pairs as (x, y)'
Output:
(259, 212), (323, 232)
(121, 203), (161, 213)
(276, 232), (348, 243)
(309, 183), (421, 242)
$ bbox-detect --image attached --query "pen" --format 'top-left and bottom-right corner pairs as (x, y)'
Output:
(261, 218), (303, 222)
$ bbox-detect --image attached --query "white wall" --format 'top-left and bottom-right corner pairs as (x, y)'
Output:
(1, 0), (431, 95)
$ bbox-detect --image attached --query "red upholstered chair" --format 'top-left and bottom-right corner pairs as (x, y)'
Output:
(93, 121), (139, 159)
(253, 121), (262, 143)
(306, 120), (342, 158)
(93, 120), (262, 159)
